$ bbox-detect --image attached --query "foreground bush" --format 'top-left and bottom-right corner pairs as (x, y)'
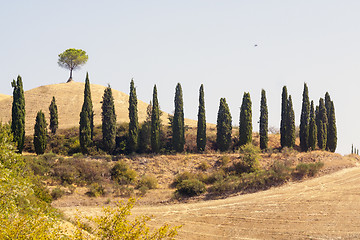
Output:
(75, 198), (181, 239)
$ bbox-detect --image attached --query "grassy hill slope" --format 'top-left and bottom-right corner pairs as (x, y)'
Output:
(0, 81), (196, 135)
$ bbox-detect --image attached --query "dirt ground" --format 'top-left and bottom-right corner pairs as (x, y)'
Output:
(57, 154), (360, 239)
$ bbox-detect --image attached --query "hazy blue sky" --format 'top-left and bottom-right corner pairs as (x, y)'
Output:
(1, 1), (360, 154)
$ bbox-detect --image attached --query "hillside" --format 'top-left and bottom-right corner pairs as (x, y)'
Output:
(57, 153), (360, 239)
(0, 81), (197, 135)
(0, 94), (10, 102)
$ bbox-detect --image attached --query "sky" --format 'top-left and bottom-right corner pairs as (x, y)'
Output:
(1, 0), (360, 155)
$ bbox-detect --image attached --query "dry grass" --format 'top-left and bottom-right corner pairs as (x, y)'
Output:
(0, 81), (198, 135)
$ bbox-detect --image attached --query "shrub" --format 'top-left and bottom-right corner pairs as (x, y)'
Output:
(86, 183), (105, 197)
(172, 171), (195, 187)
(293, 162), (324, 178)
(111, 161), (137, 185)
(136, 175), (158, 190)
(74, 198), (181, 239)
(51, 187), (65, 200)
(197, 160), (210, 171)
(208, 176), (239, 194)
(239, 143), (261, 173)
(175, 179), (206, 197)
(218, 155), (230, 166)
(205, 169), (225, 184)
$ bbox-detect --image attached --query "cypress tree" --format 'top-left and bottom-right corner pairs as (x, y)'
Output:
(151, 85), (161, 153)
(79, 73), (94, 154)
(172, 83), (185, 152)
(327, 101), (337, 152)
(33, 110), (47, 155)
(286, 95), (296, 148)
(308, 100), (317, 150)
(259, 89), (268, 150)
(138, 102), (152, 153)
(352, 144), (354, 154)
(280, 86), (288, 148)
(101, 85), (117, 153)
(239, 92), (252, 146)
(128, 79), (139, 153)
(325, 92), (331, 124)
(317, 98), (328, 150)
(49, 96), (58, 134)
(299, 83), (310, 151)
(11, 75), (25, 153)
(216, 98), (232, 152)
(197, 84), (206, 152)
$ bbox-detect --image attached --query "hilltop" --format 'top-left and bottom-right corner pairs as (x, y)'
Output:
(0, 81), (197, 135)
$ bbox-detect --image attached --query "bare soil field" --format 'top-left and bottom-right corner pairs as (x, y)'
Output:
(57, 153), (360, 239)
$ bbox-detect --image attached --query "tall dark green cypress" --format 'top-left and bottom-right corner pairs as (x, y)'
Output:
(151, 85), (161, 153)
(325, 92), (331, 125)
(259, 89), (268, 150)
(327, 101), (337, 152)
(128, 79), (139, 153)
(49, 96), (58, 135)
(239, 92), (252, 146)
(308, 100), (317, 150)
(300, 83), (310, 151)
(286, 95), (296, 148)
(216, 98), (232, 152)
(138, 102), (152, 153)
(197, 84), (206, 152)
(11, 75), (25, 153)
(79, 73), (94, 154)
(33, 110), (47, 155)
(280, 86), (288, 148)
(317, 98), (328, 150)
(172, 83), (185, 152)
(101, 85), (117, 153)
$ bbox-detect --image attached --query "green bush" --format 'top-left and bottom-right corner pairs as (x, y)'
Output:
(294, 162), (324, 178)
(197, 161), (210, 171)
(205, 169), (225, 184)
(136, 175), (158, 190)
(110, 161), (137, 185)
(86, 183), (105, 197)
(239, 143), (261, 173)
(175, 179), (206, 197)
(172, 171), (195, 187)
(218, 155), (230, 166)
(51, 187), (65, 200)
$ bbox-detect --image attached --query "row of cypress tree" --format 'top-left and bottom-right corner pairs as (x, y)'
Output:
(10, 74), (337, 155)
(11, 75), (59, 155)
(297, 83), (337, 152)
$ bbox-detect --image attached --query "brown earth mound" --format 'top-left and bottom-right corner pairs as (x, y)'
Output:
(0, 82), (197, 135)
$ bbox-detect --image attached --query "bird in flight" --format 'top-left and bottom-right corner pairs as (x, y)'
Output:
(254, 44), (258, 47)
